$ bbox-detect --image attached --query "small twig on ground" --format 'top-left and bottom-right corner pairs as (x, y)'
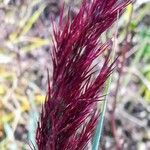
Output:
(110, 5), (133, 150)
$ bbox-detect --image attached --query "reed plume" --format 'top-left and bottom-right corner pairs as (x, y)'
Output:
(36, 0), (131, 149)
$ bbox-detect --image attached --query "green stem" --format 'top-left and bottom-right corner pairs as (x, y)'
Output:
(92, 75), (112, 150)
(92, 11), (119, 149)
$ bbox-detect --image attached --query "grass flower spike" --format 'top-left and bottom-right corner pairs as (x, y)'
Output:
(36, 0), (132, 149)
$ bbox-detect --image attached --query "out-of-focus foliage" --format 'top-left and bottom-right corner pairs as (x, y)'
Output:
(0, 0), (150, 149)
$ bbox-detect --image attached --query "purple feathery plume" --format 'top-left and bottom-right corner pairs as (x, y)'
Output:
(36, 0), (131, 149)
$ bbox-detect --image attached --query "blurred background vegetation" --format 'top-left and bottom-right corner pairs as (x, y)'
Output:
(0, 0), (150, 149)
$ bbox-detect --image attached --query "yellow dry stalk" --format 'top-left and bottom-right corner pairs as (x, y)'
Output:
(0, 94), (45, 126)
(9, 3), (46, 43)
